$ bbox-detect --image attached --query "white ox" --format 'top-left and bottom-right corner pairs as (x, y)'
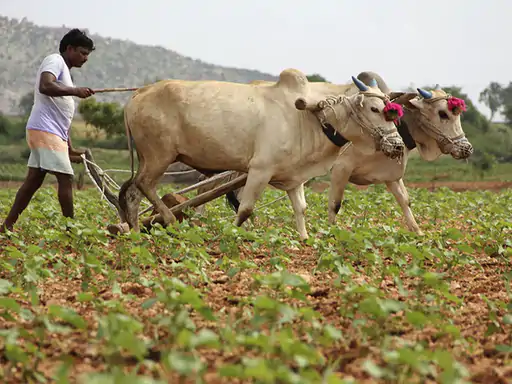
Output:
(195, 71), (474, 235)
(326, 71), (473, 234)
(116, 69), (406, 238)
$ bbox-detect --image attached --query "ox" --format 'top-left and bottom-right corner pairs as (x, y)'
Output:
(195, 71), (473, 236)
(117, 68), (406, 239)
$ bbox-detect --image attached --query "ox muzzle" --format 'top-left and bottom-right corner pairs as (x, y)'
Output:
(376, 130), (405, 160)
(439, 136), (474, 160)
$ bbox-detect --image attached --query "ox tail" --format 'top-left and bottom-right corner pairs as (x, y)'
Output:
(124, 106), (135, 181)
(118, 105), (136, 221)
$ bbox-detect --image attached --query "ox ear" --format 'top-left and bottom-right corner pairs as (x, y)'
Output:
(389, 92), (419, 109)
(388, 91), (405, 101)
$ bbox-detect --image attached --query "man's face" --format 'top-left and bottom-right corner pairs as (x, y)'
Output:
(67, 46), (91, 68)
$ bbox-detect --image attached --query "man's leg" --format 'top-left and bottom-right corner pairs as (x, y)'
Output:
(0, 167), (47, 232)
(54, 172), (74, 218)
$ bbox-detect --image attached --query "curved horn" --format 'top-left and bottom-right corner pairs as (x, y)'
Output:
(417, 87), (433, 99)
(434, 84), (441, 90)
(352, 76), (369, 92)
(295, 97), (324, 112)
(368, 78), (378, 88)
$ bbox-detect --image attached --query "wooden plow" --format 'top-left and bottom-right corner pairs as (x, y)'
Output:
(80, 149), (248, 234)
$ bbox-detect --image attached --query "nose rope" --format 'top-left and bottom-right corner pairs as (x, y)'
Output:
(314, 92), (404, 161)
(412, 96), (469, 152)
(342, 93), (396, 140)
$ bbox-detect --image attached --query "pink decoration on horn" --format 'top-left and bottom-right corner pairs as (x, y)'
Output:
(383, 101), (404, 124)
(447, 97), (467, 115)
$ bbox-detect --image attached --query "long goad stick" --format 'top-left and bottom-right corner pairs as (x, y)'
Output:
(92, 87), (140, 93)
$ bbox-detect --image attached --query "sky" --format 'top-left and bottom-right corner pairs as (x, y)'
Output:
(1, 0), (510, 120)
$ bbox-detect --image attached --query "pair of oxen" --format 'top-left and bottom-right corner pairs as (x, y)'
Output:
(114, 69), (473, 239)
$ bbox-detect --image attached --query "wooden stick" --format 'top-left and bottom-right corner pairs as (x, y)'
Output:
(173, 170), (237, 195)
(143, 174), (248, 225)
(170, 174), (247, 213)
(93, 87), (139, 93)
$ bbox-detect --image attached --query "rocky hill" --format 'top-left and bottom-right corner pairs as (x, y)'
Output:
(0, 15), (279, 115)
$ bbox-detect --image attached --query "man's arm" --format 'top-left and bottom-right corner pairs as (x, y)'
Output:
(39, 72), (79, 97)
(68, 136), (85, 163)
(39, 72), (94, 98)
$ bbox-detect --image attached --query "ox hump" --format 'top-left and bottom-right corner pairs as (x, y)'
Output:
(275, 68), (309, 93)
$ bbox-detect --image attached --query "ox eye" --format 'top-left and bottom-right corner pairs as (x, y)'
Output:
(371, 107), (379, 113)
(439, 110), (449, 120)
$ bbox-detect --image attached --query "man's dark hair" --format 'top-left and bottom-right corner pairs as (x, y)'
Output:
(59, 28), (95, 53)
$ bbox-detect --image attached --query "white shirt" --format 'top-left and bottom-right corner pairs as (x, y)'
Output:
(26, 53), (76, 142)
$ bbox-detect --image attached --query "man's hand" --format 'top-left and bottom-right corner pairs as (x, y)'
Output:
(69, 155), (83, 164)
(74, 87), (95, 99)
(69, 148), (86, 163)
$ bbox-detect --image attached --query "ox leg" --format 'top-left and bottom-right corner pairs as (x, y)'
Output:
(328, 166), (352, 225)
(136, 163), (178, 229)
(386, 179), (423, 236)
(287, 183), (309, 240)
(234, 168), (272, 228)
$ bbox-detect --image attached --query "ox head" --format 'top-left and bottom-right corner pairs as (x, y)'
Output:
(295, 76), (405, 159)
(390, 85), (473, 161)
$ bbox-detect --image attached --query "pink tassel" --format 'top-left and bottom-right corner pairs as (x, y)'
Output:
(383, 101), (404, 124)
(447, 97), (467, 115)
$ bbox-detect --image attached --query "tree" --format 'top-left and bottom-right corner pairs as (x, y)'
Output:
(77, 97), (125, 139)
(307, 74), (328, 83)
(18, 91), (34, 119)
(479, 82), (503, 122)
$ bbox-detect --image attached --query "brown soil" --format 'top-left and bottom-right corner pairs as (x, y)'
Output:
(0, 179), (510, 383)
(308, 180), (512, 193)
(1, 238), (510, 383)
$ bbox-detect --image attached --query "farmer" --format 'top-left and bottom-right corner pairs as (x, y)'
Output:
(0, 28), (96, 233)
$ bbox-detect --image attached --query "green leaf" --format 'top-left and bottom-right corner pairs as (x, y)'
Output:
(0, 279), (13, 294)
(141, 298), (158, 310)
(219, 364), (245, 378)
(76, 292), (95, 302)
(0, 297), (21, 313)
(495, 344), (512, 353)
(48, 305), (87, 330)
(191, 329), (219, 348)
(363, 359), (385, 379)
(406, 311), (428, 327)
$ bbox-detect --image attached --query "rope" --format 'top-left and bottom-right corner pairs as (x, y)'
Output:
(80, 155), (242, 218)
(81, 154), (118, 211)
(81, 155), (152, 210)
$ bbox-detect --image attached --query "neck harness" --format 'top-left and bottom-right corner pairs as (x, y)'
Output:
(315, 92), (397, 148)
(396, 121), (417, 150)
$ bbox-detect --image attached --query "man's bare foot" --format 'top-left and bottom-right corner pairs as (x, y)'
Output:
(0, 224), (12, 234)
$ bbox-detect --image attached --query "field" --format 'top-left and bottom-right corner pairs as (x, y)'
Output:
(0, 176), (511, 384)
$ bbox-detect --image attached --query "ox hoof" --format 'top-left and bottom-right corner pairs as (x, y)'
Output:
(299, 233), (309, 242)
(107, 222), (130, 236)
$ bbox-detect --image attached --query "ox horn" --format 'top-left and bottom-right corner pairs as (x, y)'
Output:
(368, 78), (378, 88)
(417, 87), (433, 99)
(352, 76), (369, 92)
(434, 83), (441, 90)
